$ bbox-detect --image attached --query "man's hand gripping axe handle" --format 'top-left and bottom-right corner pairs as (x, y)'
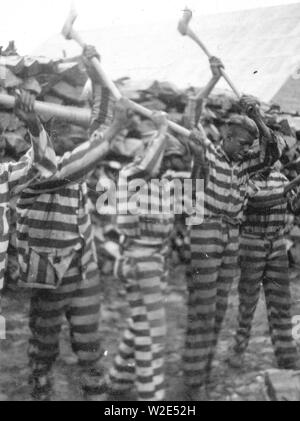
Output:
(178, 8), (241, 99)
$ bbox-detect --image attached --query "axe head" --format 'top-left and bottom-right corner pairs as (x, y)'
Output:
(62, 7), (78, 40)
(178, 8), (193, 36)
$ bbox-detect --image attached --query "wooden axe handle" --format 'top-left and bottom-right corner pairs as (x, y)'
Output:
(70, 29), (86, 49)
(67, 25), (122, 100)
(87, 56), (193, 138)
(0, 93), (91, 127)
(284, 174), (300, 195)
(91, 57), (122, 101)
(186, 27), (241, 98)
(219, 68), (241, 99)
(63, 28), (207, 144)
(186, 28), (213, 59)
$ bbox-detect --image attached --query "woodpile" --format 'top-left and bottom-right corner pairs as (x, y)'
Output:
(0, 42), (89, 157)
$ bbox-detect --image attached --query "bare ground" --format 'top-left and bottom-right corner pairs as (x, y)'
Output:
(1, 264), (300, 401)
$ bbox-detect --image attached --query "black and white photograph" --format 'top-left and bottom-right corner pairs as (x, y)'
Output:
(1, 0), (300, 403)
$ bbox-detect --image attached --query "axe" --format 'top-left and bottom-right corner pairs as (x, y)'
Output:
(284, 174), (300, 195)
(0, 93), (91, 127)
(61, 8), (206, 143)
(178, 8), (241, 98)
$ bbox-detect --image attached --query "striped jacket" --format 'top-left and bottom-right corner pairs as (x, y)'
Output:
(242, 170), (291, 236)
(0, 128), (57, 294)
(117, 131), (175, 245)
(190, 131), (286, 224)
(16, 85), (117, 289)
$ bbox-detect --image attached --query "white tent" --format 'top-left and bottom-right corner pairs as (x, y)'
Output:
(35, 3), (300, 111)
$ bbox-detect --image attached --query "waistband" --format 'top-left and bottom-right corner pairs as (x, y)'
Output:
(241, 229), (284, 240)
(205, 214), (240, 227)
(120, 235), (169, 251)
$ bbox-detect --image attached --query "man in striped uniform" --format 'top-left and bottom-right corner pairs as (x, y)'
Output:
(228, 167), (300, 370)
(182, 56), (224, 298)
(95, 112), (187, 401)
(0, 90), (57, 335)
(15, 47), (133, 401)
(184, 95), (287, 399)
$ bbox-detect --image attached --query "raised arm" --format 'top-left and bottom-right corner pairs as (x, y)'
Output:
(6, 90), (57, 196)
(125, 112), (169, 181)
(183, 57), (223, 130)
(26, 47), (131, 190)
(46, 98), (133, 184)
(83, 45), (115, 136)
(240, 96), (287, 175)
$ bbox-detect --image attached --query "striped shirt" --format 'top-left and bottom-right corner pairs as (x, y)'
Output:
(16, 127), (114, 284)
(242, 170), (290, 236)
(191, 131), (286, 224)
(117, 131), (175, 245)
(0, 128), (57, 294)
(16, 85), (116, 288)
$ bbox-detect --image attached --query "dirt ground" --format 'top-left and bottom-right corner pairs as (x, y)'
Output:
(1, 264), (300, 402)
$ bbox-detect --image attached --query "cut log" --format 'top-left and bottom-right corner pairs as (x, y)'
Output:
(265, 369), (300, 401)
(0, 55), (24, 74)
(22, 78), (42, 96)
(140, 99), (167, 111)
(2, 41), (18, 56)
(50, 81), (85, 105)
(4, 129), (29, 155)
(43, 95), (64, 105)
(0, 67), (22, 88)
(57, 62), (87, 87)
(22, 56), (59, 77)
(0, 112), (23, 131)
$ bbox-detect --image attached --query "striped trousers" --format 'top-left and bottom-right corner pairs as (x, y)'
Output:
(184, 220), (239, 387)
(28, 249), (103, 395)
(233, 233), (298, 368)
(109, 244), (167, 401)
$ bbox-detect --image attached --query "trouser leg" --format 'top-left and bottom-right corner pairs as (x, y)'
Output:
(109, 249), (166, 401)
(233, 235), (265, 355)
(183, 222), (223, 387)
(65, 249), (103, 395)
(264, 237), (299, 368)
(207, 228), (239, 373)
(28, 288), (65, 399)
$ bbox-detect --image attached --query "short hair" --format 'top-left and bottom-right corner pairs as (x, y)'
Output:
(227, 114), (259, 140)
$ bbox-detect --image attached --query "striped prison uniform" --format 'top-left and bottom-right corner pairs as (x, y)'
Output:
(184, 130), (286, 388)
(0, 128), (56, 323)
(16, 84), (117, 398)
(107, 131), (175, 401)
(233, 169), (299, 368)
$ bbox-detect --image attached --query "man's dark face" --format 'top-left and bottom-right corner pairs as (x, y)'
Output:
(223, 126), (255, 161)
(159, 155), (187, 175)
